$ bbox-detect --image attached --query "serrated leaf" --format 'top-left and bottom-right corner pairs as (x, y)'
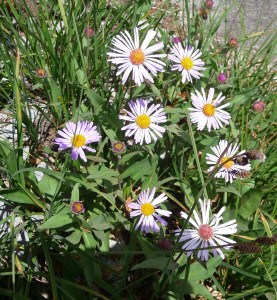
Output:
(131, 257), (178, 271)
(239, 189), (262, 218)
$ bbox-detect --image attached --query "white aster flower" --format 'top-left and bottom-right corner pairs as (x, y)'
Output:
(188, 88), (231, 132)
(168, 44), (205, 83)
(54, 121), (101, 162)
(107, 26), (166, 86)
(119, 98), (167, 145)
(128, 188), (172, 233)
(175, 199), (237, 261)
(206, 140), (251, 183)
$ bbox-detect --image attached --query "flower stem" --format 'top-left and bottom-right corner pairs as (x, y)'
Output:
(187, 113), (208, 199)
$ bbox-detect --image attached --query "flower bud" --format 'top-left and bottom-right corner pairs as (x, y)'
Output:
(229, 38), (238, 47)
(85, 27), (94, 36)
(205, 0), (214, 8)
(218, 73), (227, 82)
(253, 100), (264, 111)
(71, 201), (85, 214)
(173, 37), (181, 44)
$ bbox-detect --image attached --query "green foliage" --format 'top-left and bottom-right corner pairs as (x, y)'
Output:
(0, 0), (276, 299)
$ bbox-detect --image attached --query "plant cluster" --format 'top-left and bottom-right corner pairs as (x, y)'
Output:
(0, 0), (276, 299)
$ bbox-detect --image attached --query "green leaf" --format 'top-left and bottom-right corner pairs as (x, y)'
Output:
(120, 157), (153, 180)
(6, 150), (18, 175)
(86, 169), (118, 180)
(0, 188), (37, 205)
(102, 126), (119, 143)
(0, 141), (11, 160)
(141, 172), (158, 191)
(82, 231), (97, 250)
(90, 213), (114, 231)
(138, 236), (159, 259)
(40, 214), (73, 229)
(216, 186), (241, 197)
(86, 90), (103, 113)
(86, 156), (107, 163)
(131, 257), (178, 271)
(230, 87), (259, 106)
(38, 174), (59, 198)
(48, 78), (62, 115)
(239, 188), (262, 218)
(66, 229), (82, 244)
(265, 292), (277, 300)
(187, 257), (221, 282)
(71, 183), (79, 202)
(150, 82), (162, 100)
(119, 151), (144, 165)
(166, 124), (191, 144)
(185, 281), (214, 300)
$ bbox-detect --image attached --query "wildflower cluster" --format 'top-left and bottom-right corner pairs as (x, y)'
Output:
(53, 25), (266, 263)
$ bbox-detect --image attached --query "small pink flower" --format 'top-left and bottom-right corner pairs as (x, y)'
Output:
(85, 27), (94, 36)
(218, 73), (227, 82)
(36, 68), (47, 77)
(229, 38), (238, 47)
(205, 0), (214, 8)
(71, 201), (85, 214)
(159, 238), (171, 250)
(253, 101), (264, 111)
(173, 37), (181, 44)
(112, 141), (126, 153)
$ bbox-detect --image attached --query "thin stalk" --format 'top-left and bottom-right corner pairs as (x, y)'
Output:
(93, 0), (100, 87)
(10, 212), (15, 300)
(14, 47), (24, 186)
(187, 113), (208, 199)
(185, 0), (190, 44)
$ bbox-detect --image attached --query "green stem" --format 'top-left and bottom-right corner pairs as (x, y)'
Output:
(14, 47), (24, 186)
(187, 113), (208, 199)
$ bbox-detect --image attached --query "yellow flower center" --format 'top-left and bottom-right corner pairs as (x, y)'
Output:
(37, 68), (46, 77)
(129, 49), (145, 65)
(221, 156), (234, 169)
(181, 57), (194, 70)
(136, 114), (151, 129)
(202, 103), (216, 117)
(141, 203), (155, 216)
(114, 142), (123, 150)
(72, 202), (83, 213)
(71, 134), (86, 148)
